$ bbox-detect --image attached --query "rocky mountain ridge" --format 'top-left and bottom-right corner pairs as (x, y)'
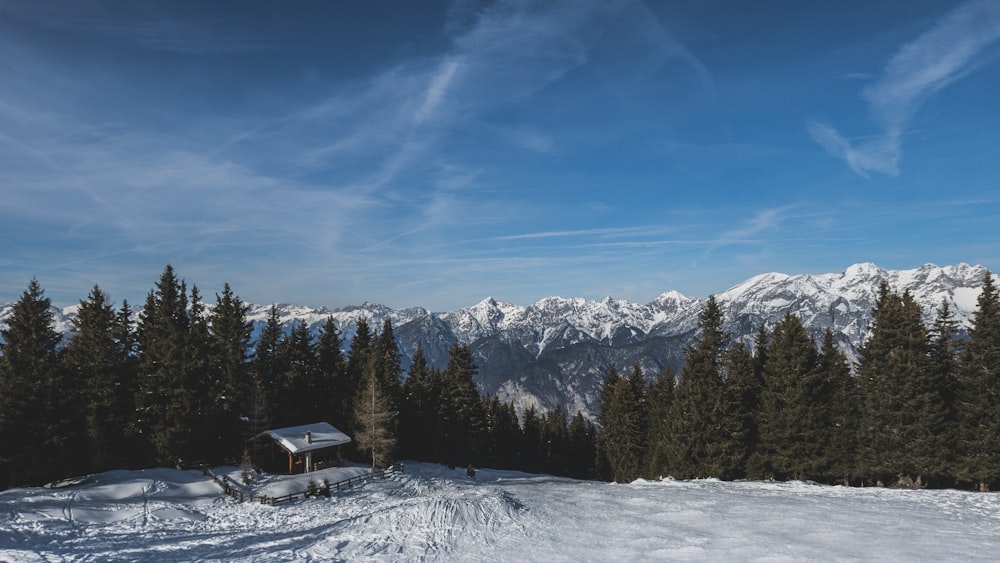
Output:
(2, 263), (994, 418)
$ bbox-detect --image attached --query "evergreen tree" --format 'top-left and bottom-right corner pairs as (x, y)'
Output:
(644, 367), (675, 479)
(281, 320), (320, 426)
(481, 396), (522, 470)
(568, 411), (597, 479)
(480, 396), (502, 468)
(817, 329), (859, 485)
(398, 343), (432, 460)
(541, 405), (570, 475)
(374, 319), (403, 412)
(251, 305), (285, 434)
(957, 272), (1000, 490)
(904, 299), (960, 486)
(520, 405), (543, 472)
(0, 280), (82, 487)
(208, 283), (252, 455)
(717, 341), (759, 480)
(755, 313), (820, 480)
(438, 343), (485, 468)
(857, 284), (931, 485)
(493, 399), (523, 470)
(353, 354), (396, 470)
(64, 285), (137, 473)
(626, 363), (649, 474)
(666, 296), (727, 478)
(188, 285), (225, 460)
(114, 300), (140, 458)
(316, 316), (349, 431)
(346, 317), (373, 395)
(596, 364), (646, 482)
(595, 365), (620, 480)
(421, 365), (448, 463)
(135, 266), (217, 466)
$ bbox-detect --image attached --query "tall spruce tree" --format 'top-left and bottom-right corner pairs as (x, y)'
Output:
(208, 283), (252, 456)
(64, 285), (137, 472)
(905, 299), (960, 486)
(717, 341), (759, 480)
(316, 317), (349, 431)
(596, 364), (646, 482)
(667, 296), (728, 478)
(520, 404), (543, 473)
(135, 266), (218, 466)
(568, 410), (597, 479)
(541, 405), (571, 475)
(595, 364), (620, 480)
(957, 272), (1000, 490)
(114, 300), (140, 461)
(422, 365), (448, 464)
(187, 285), (225, 461)
(644, 367), (675, 479)
(281, 320), (320, 427)
(480, 396), (503, 468)
(484, 397), (522, 470)
(374, 319), (403, 413)
(249, 305), (284, 441)
(857, 284), (931, 485)
(398, 343), (432, 460)
(346, 317), (373, 392)
(438, 343), (485, 468)
(817, 329), (859, 485)
(0, 280), (82, 487)
(755, 313), (822, 480)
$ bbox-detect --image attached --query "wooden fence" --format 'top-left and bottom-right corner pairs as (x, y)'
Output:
(204, 464), (404, 505)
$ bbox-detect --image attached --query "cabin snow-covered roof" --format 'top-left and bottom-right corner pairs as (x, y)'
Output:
(258, 422), (351, 454)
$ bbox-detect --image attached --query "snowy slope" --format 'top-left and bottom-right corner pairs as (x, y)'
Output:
(2, 463), (999, 561)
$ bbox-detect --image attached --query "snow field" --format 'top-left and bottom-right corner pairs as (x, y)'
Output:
(2, 463), (1000, 561)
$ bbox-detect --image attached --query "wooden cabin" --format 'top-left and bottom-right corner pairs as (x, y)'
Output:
(252, 422), (352, 474)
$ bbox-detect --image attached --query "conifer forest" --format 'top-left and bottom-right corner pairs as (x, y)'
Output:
(1, 265), (999, 492)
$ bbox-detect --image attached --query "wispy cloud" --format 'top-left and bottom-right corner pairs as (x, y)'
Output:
(806, 122), (901, 177)
(722, 207), (793, 241)
(809, 0), (1000, 177)
(493, 226), (664, 241)
(413, 58), (461, 126)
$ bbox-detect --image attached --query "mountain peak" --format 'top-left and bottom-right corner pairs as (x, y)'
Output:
(843, 262), (885, 279)
(473, 296), (500, 309)
(653, 290), (690, 303)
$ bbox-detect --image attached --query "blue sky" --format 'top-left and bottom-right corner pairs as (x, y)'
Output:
(2, 0), (999, 311)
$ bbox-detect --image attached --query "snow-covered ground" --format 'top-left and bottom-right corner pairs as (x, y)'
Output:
(2, 462), (999, 561)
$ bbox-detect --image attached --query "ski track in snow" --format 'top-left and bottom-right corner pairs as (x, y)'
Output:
(2, 464), (1000, 561)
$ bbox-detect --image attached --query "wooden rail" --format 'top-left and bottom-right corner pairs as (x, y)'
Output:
(205, 464), (404, 505)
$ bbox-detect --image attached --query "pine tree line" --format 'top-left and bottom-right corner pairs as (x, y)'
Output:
(4, 265), (996, 490)
(0, 265), (597, 489)
(596, 273), (1000, 490)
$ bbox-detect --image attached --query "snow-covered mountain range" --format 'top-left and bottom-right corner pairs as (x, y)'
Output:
(2, 263), (994, 418)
